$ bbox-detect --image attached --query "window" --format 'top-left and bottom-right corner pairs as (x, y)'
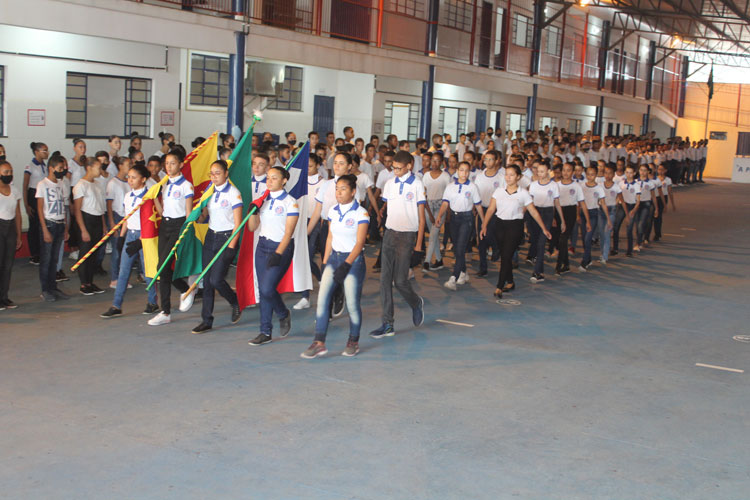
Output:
(444, 0), (473, 31)
(568, 118), (582, 133)
(737, 132), (750, 156)
(384, 101), (420, 141)
(266, 66), (303, 111)
(512, 13), (533, 48)
(190, 53), (230, 107)
(494, 7), (505, 58)
(545, 25), (561, 55)
(539, 116), (557, 129)
(506, 112), (526, 132)
(391, 0), (424, 17)
(623, 124), (634, 135)
(439, 106), (467, 138)
(66, 72), (152, 138)
(0, 65), (4, 136)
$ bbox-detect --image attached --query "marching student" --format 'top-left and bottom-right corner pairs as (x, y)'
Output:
(35, 155), (71, 302)
(148, 152), (193, 326)
(555, 162), (588, 275)
(653, 163), (676, 241)
(635, 164), (659, 251)
(481, 164), (551, 298)
(526, 162), (564, 283)
(189, 160), (243, 334)
(72, 157), (107, 295)
(435, 161), (484, 290)
(0, 160), (22, 310)
(100, 162), (159, 318)
(579, 165), (611, 271)
(301, 174), (369, 358)
(247, 166), (299, 345)
(369, 150), (426, 339)
(474, 150), (504, 277)
(422, 151), (451, 271)
(105, 157), (131, 288)
(613, 165), (640, 257)
(598, 164), (627, 263)
(24, 142), (48, 265)
(293, 153), (325, 310)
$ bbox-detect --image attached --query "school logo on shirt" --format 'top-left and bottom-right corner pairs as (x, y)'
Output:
(464, 191), (471, 199)
(171, 190), (181, 199)
(610, 190), (616, 196)
(493, 181), (500, 188)
(220, 198), (230, 208)
(547, 190), (553, 197)
(405, 192), (414, 201)
(345, 217), (355, 227)
(569, 188), (575, 195)
(275, 205), (285, 215)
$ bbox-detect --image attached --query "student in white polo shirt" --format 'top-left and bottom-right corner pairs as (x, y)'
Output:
(36, 154), (71, 302)
(555, 162), (587, 275)
(370, 150), (426, 339)
(24, 142), (49, 265)
(148, 152), (194, 326)
(0, 160), (22, 310)
(481, 164), (551, 298)
(614, 165), (641, 256)
(247, 166), (299, 346)
(422, 151), (452, 271)
(106, 157), (131, 288)
(302, 174), (369, 359)
(580, 165), (611, 270)
(474, 150), (505, 277)
(527, 161), (564, 282)
(598, 164), (626, 263)
(72, 157), (107, 296)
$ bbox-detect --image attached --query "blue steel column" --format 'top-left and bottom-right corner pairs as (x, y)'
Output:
(525, 83), (538, 132)
(419, 65), (436, 139)
(425, 0), (439, 56)
(593, 95), (604, 136)
(227, 0), (246, 134)
(597, 20), (610, 90)
(641, 104), (651, 136)
(645, 40), (656, 100)
(529, 1), (545, 76)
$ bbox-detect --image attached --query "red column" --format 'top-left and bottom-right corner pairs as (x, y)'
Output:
(377, 0), (384, 47)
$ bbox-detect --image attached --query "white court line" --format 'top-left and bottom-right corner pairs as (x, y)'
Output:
(664, 233), (685, 237)
(681, 227), (696, 231)
(695, 363), (744, 374)
(436, 319), (474, 328)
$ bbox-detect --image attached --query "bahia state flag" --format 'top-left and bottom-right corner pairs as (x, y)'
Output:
(236, 141), (312, 310)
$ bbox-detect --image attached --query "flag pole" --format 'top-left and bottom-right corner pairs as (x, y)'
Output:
(704, 61), (714, 140)
(179, 140), (309, 301)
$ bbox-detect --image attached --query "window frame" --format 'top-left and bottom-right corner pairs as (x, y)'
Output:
(266, 65), (304, 112)
(512, 13), (533, 48)
(384, 101), (420, 141)
(438, 105), (468, 136)
(189, 52), (230, 109)
(545, 25), (561, 55)
(444, 0), (473, 32)
(390, 0), (424, 17)
(506, 112), (527, 132)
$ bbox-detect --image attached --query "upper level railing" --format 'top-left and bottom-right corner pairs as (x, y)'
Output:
(129, 0), (684, 116)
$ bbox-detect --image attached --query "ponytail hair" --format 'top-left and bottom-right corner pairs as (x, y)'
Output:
(129, 162), (150, 180)
(30, 141), (47, 153)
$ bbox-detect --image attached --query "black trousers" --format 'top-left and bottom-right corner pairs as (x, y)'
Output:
(26, 188), (41, 259)
(0, 219), (16, 302)
(77, 211), (104, 285)
(495, 218), (524, 288)
(158, 217), (189, 314)
(556, 205), (578, 270)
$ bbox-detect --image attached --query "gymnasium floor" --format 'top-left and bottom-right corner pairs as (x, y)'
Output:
(1, 180), (748, 500)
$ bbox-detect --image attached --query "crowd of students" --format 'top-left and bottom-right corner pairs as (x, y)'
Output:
(0, 126), (691, 358)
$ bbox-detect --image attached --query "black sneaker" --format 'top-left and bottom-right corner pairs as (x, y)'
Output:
(422, 262), (430, 272)
(143, 303), (160, 315)
(429, 259), (444, 271)
(3, 299), (18, 309)
(80, 285), (95, 296)
(530, 273), (545, 283)
(231, 303), (241, 324)
(248, 333), (272, 346)
(372, 264), (381, 273)
(370, 323), (395, 339)
(626, 252), (633, 257)
(52, 288), (70, 300)
(332, 289), (345, 317)
(56, 270), (69, 282)
(560, 266), (571, 274)
(100, 307), (122, 318)
(412, 296), (424, 327)
(90, 284), (106, 294)
(279, 313), (292, 338)
(29, 256), (40, 266)
(525, 257), (534, 265)
(554, 268), (562, 277)
(195, 288), (204, 300)
(475, 270), (488, 278)
(610, 250), (619, 256)
(191, 322), (212, 334)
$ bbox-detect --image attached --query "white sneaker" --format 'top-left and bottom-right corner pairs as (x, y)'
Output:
(457, 271), (469, 285)
(105, 242), (112, 255)
(68, 250), (79, 260)
(293, 297), (310, 310)
(179, 288), (197, 312)
(578, 265), (588, 273)
(148, 312), (171, 326)
(599, 258), (607, 265)
(444, 276), (457, 290)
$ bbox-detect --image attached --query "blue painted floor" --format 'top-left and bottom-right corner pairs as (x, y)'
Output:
(1, 180), (748, 499)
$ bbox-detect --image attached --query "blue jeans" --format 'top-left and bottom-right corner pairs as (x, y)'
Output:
(636, 201), (652, 245)
(612, 204), (635, 254)
(527, 207), (553, 275)
(113, 229), (157, 309)
(314, 251), (365, 342)
(582, 208), (599, 266)
(255, 236), (294, 335)
(425, 200), (443, 265)
(39, 220), (65, 293)
(301, 219), (321, 300)
(598, 206), (614, 261)
(450, 211), (473, 278)
(478, 212), (498, 273)
(109, 213), (124, 282)
(200, 229), (238, 325)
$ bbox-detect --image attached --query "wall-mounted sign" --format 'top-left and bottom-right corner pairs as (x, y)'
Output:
(160, 111), (175, 127)
(710, 131), (727, 140)
(732, 157), (750, 183)
(27, 109), (46, 127)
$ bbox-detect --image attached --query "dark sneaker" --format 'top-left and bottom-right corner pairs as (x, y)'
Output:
(429, 259), (444, 271)
(626, 252), (634, 257)
(554, 268), (562, 277)
(332, 290), (345, 317)
(90, 284), (106, 294)
(511, 262), (519, 269)
(530, 273), (545, 283)
(29, 256), (40, 266)
(52, 288), (70, 300)
(560, 266), (571, 274)
(80, 285), (95, 296)
(279, 313), (291, 338)
(41, 291), (57, 302)
(422, 262), (430, 272)
(3, 299), (18, 309)
(231, 303), (241, 324)
(191, 322), (212, 334)
(56, 270), (69, 282)
(0, 303), (5, 311)
(610, 250), (619, 256)
(143, 303), (159, 315)
(342, 340), (359, 357)
(100, 306), (122, 318)
(372, 264), (381, 273)
(412, 296), (424, 327)
(195, 288), (204, 300)
(248, 333), (272, 346)
(300, 341), (328, 359)
(475, 270), (488, 278)
(369, 323), (395, 339)
(525, 257), (534, 265)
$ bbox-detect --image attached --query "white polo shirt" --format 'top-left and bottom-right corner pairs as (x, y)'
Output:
(492, 187), (533, 220)
(69, 158), (86, 187)
(441, 180), (481, 212)
(601, 181), (622, 207)
(73, 178), (106, 216)
(355, 172), (374, 203)
(375, 169), (395, 192)
(35, 178), (67, 222)
(529, 180), (559, 208)
(382, 173), (426, 232)
(315, 176), (339, 220)
(659, 176), (673, 194)
(258, 189), (299, 242)
(639, 179), (656, 201)
(557, 181), (584, 207)
(326, 200), (369, 252)
(106, 176), (130, 218)
(307, 174), (324, 211)
(619, 180), (641, 204)
(252, 174), (267, 199)
(162, 174), (194, 218)
(24, 159), (47, 190)
(474, 169), (505, 207)
(0, 186), (22, 221)
(123, 187), (147, 230)
(581, 182), (605, 210)
(208, 182), (243, 232)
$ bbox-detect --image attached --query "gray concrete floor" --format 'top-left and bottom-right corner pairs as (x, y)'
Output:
(1, 180), (749, 499)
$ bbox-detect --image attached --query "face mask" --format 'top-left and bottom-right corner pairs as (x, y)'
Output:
(54, 170), (67, 179)
(168, 141), (176, 148)
(229, 143), (236, 150)
(0, 174), (12, 185)
(0, 155), (5, 161)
